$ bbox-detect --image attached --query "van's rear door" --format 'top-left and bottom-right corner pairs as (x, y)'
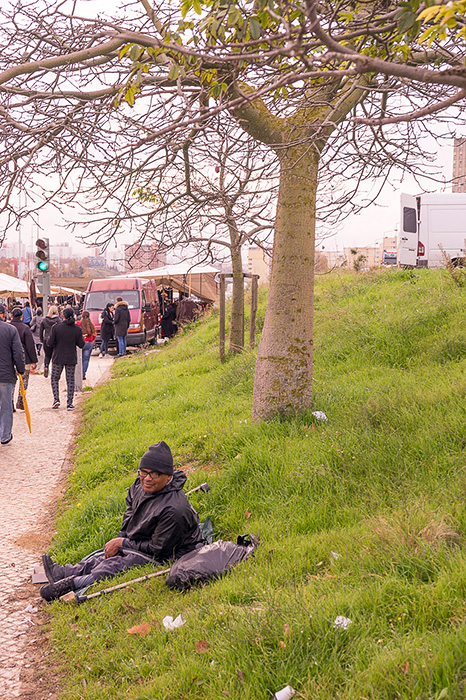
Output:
(399, 194), (418, 266)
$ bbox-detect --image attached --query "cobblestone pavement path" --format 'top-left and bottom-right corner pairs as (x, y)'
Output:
(0, 354), (114, 699)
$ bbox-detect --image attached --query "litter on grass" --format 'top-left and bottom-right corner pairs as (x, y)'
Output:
(312, 411), (328, 421)
(333, 616), (352, 630)
(163, 614), (185, 630)
(272, 685), (296, 700)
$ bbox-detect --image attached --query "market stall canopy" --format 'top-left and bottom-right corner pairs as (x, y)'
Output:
(119, 263), (219, 303)
(50, 284), (82, 297)
(0, 272), (29, 297)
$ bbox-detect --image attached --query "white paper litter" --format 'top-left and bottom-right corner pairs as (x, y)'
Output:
(272, 685), (296, 700)
(24, 604), (38, 614)
(333, 616), (352, 630)
(162, 614), (185, 630)
(312, 411), (328, 421)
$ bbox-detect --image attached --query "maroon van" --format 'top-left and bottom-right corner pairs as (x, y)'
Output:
(83, 277), (160, 348)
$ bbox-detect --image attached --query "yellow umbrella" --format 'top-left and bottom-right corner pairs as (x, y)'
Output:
(19, 375), (32, 433)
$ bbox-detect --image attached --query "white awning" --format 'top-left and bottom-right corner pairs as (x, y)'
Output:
(0, 273), (29, 297)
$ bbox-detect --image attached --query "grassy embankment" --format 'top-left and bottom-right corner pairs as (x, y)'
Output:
(47, 268), (466, 700)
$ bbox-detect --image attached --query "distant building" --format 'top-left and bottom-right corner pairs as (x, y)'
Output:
(124, 243), (166, 272)
(344, 246), (379, 270)
(379, 235), (398, 266)
(247, 246), (271, 283)
(317, 249), (346, 270)
(453, 137), (466, 193)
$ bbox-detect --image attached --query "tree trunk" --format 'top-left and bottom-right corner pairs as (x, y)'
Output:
(229, 240), (245, 353)
(252, 145), (319, 420)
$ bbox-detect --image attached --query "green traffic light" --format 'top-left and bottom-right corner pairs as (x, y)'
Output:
(37, 261), (49, 272)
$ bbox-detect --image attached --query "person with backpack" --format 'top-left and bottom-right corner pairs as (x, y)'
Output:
(40, 306), (61, 378)
(30, 307), (43, 357)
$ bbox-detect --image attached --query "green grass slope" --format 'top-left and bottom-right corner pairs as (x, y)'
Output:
(48, 268), (466, 700)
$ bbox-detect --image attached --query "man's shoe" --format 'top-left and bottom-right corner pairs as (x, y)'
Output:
(1, 434), (13, 445)
(52, 401), (60, 409)
(41, 554), (66, 584)
(67, 405), (76, 411)
(98, 353), (103, 358)
(44, 366), (49, 378)
(40, 576), (76, 602)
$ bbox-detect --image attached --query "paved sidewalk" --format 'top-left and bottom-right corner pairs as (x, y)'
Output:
(0, 352), (114, 699)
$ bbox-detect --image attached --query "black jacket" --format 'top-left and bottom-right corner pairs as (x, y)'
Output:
(48, 316), (85, 365)
(114, 301), (131, 337)
(0, 320), (25, 382)
(40, 315), (61, 343)
(100, 307), (114, 341)
(118, 469), (204, 561)
(10, 318), (38, 364)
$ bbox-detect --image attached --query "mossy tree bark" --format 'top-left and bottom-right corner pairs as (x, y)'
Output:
(252, 144), (318, 418)
(232, 81), (367, 419)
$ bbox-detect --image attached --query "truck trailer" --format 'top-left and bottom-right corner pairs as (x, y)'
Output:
(399, 193), (466, 268)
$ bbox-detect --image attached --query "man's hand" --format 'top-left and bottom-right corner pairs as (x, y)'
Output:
(104, 538), (124, 558)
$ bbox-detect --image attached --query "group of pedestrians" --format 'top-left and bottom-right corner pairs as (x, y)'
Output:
(0, 295), (132, 445)
(0, 302), (91, 445)
(99, 297), (130, 357)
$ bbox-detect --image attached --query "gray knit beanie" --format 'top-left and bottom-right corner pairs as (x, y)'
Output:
(139, 441), (174, 475)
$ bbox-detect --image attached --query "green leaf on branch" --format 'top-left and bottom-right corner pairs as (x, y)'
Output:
(168, 64), (181, 80)
(248, 17), (262, 40)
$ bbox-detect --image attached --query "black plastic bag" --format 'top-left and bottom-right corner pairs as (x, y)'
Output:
(166, 534), (259, 590)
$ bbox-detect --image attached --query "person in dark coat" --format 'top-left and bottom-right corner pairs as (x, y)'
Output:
(114, 296), (131, 356)
(99, 302), (114, 357)
(40, 305), (61, 378)
(47, 307), (84, 410)
(40, 441), (204, 601)
(161, 301), (178, 338)
(10, 307), (38, 410)
(0, 304), (25, 445)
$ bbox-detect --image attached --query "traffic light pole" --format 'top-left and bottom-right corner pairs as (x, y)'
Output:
(41, 271), (51, 317)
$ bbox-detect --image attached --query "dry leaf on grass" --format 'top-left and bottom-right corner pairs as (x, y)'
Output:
(127, 622), (151, 636)
(196, 638), (210, 653)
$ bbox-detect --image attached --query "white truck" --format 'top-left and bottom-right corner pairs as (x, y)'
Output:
(399, 193), (466, 268)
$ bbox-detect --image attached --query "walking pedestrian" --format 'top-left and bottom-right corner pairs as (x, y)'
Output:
(47, 307), (85, 410)
(0, 304), (25, 445)
(30, 307), (43, 357)
(114, 296), (131, 356)
(10, 307), (37, 410)
(78, 311), (96, 380)
(99, 302), (114, 357)
(21, 300), (32, 326)
(40, 306), (61, 378)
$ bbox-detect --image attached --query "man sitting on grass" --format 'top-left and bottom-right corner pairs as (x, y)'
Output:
(40, 441), (204, 601)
